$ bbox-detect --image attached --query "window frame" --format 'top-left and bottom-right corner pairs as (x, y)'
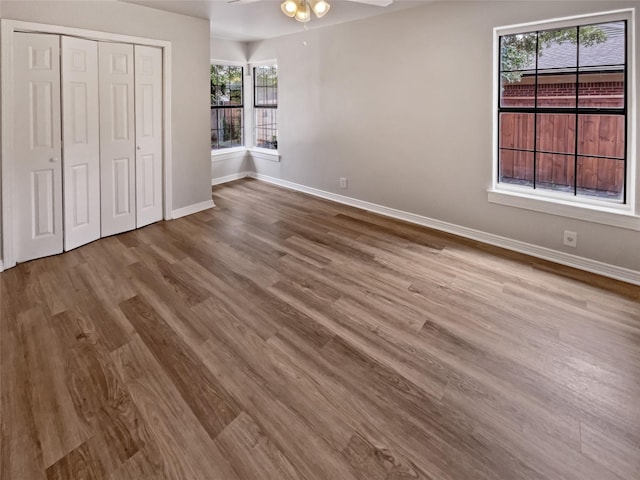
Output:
(253, 63), (278, 152)
(210, 61), (245, 153)
(489, 9), (640, 229)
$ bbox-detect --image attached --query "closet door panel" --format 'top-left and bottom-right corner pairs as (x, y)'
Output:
(135, 45), (163, 228)
(62, 36), (101, 251)
(99, 42), (136, 237)
(13, 32), (63, 262)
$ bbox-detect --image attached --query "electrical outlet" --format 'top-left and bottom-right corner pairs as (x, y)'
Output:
(563, 230), (577, 248)
(340, 177), (348, 189)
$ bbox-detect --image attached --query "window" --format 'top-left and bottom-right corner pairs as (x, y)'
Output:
(497, 13), (629, 204)
(254, 65), (278, 150)
(211, 64), (243, 150)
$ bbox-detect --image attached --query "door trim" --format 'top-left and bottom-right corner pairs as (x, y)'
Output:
(1, 19), (173, 269)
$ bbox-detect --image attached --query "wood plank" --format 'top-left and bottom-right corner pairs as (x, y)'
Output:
(1, 273), (48, 480)
(45, 443), (105, 480)
(342, 433), (426, 480)
(19, 307), (91, 468)
(119, 295), (240, 439)
(580, 421), (640, 480)
(111, 336), (242, 480)
(50, 310), (144, 472)
(215, 412), (303, 480)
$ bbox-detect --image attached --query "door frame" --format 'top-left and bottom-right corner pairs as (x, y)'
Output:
(0, 19), (173, 270)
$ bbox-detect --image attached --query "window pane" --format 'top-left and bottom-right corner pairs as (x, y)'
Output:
(212, 86), (225, 106)
(226, 108), (243, 147)
(255, 107), (277, 150)
(537, 27), (578, 69)
(499, 149), (533, 186)
(267, 86), (278, 105)
(211, 109), (219, 149)
(500, 73), (534, 107)
(579, 22), (625, 68)
(577, 156), (624, 201)
(229, 85), (242, 105)
(255, 87), (267, 105)
(255, 65), (278, 108)
(536, 72), (576, 107)
(500, 32), (537, 72)
(536, 113), (575, 154)
(578, 71), (624, 108)
(535, 153), (575, 193)
(211, 107), (243, 150)
(499, 113), (534, 150)
(255, 66), (277, 85)
(212, 124), (219, 147)
(577, 114), (624, 158)
(211, 64), (243, 107)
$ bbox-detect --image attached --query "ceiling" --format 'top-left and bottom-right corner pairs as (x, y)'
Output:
(120, 0), (427, 42)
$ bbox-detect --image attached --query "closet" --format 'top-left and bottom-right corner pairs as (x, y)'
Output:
(12, 32), (163, 263)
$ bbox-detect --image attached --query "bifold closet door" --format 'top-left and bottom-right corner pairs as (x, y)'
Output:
(134, 45), (163, 228)
(61, 36), (101, 251)
(99, 42), (136, 237)
(13, 33), (63, 263)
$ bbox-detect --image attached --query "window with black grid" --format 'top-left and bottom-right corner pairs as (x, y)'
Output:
(254, 65), (278, 150)
(498, 18), (627, 203)
(211, 64), (243, 150)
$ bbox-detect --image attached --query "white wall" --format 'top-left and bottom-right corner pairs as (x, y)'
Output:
(211, 37), (247, 63)
(210, 36), (250, 182)
(243, 0), (640, 274)
(1, 0), (212, 220)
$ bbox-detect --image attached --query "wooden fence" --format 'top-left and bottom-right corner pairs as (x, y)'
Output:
(499, 112), (624, 195)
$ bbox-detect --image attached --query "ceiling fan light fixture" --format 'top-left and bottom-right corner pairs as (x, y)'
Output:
(281, 0), (298, 17)
(294, 0), (311, 22)
(311, 0), (330, 18)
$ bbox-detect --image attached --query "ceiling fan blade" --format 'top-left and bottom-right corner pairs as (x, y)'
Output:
(227, 0), (262, 4)
(345, 0), (393, 6)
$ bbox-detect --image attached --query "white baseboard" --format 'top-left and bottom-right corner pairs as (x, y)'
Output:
(248, 172), (640, 286)
(171, 199), (215, 219)
(0, 259), (4, 273)
(212, 171), (250, 186)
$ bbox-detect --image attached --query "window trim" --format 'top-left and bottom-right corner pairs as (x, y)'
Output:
(490, 8), (639, 228)
(210, 60), (245, 152)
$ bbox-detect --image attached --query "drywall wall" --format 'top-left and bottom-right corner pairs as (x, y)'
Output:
(1, 0), (211, 215)
(246, 0), (640, 273)
(211, 153), (250, 181)
(211, 36), (247, 62)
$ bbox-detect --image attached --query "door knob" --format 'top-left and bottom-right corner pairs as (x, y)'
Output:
(137, 146), (141, 150)
(49, 157), (58, 163)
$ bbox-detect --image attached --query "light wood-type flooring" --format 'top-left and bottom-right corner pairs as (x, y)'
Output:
(2, 178), (640, 480)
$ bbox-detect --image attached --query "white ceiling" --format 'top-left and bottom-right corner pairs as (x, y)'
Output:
(120, 0), (427, 42)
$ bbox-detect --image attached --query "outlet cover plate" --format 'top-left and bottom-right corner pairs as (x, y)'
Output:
(564, 230), (578, 248)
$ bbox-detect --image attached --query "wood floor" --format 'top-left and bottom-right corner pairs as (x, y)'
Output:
(2, 178), (639, 480)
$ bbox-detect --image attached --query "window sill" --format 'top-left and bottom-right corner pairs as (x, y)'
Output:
(488, 188), (640, 231)
(249, 147), (280, 162)
(211, 147), (247, 163)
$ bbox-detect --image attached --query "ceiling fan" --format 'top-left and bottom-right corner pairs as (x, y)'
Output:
(227, 0), (394, 23)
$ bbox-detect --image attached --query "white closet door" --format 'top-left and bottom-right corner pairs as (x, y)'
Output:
(134, 45), (163, 228)
(62, 36), (100, 251)
(99, 42), (136, 237)
(13, 33), (63, 263)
